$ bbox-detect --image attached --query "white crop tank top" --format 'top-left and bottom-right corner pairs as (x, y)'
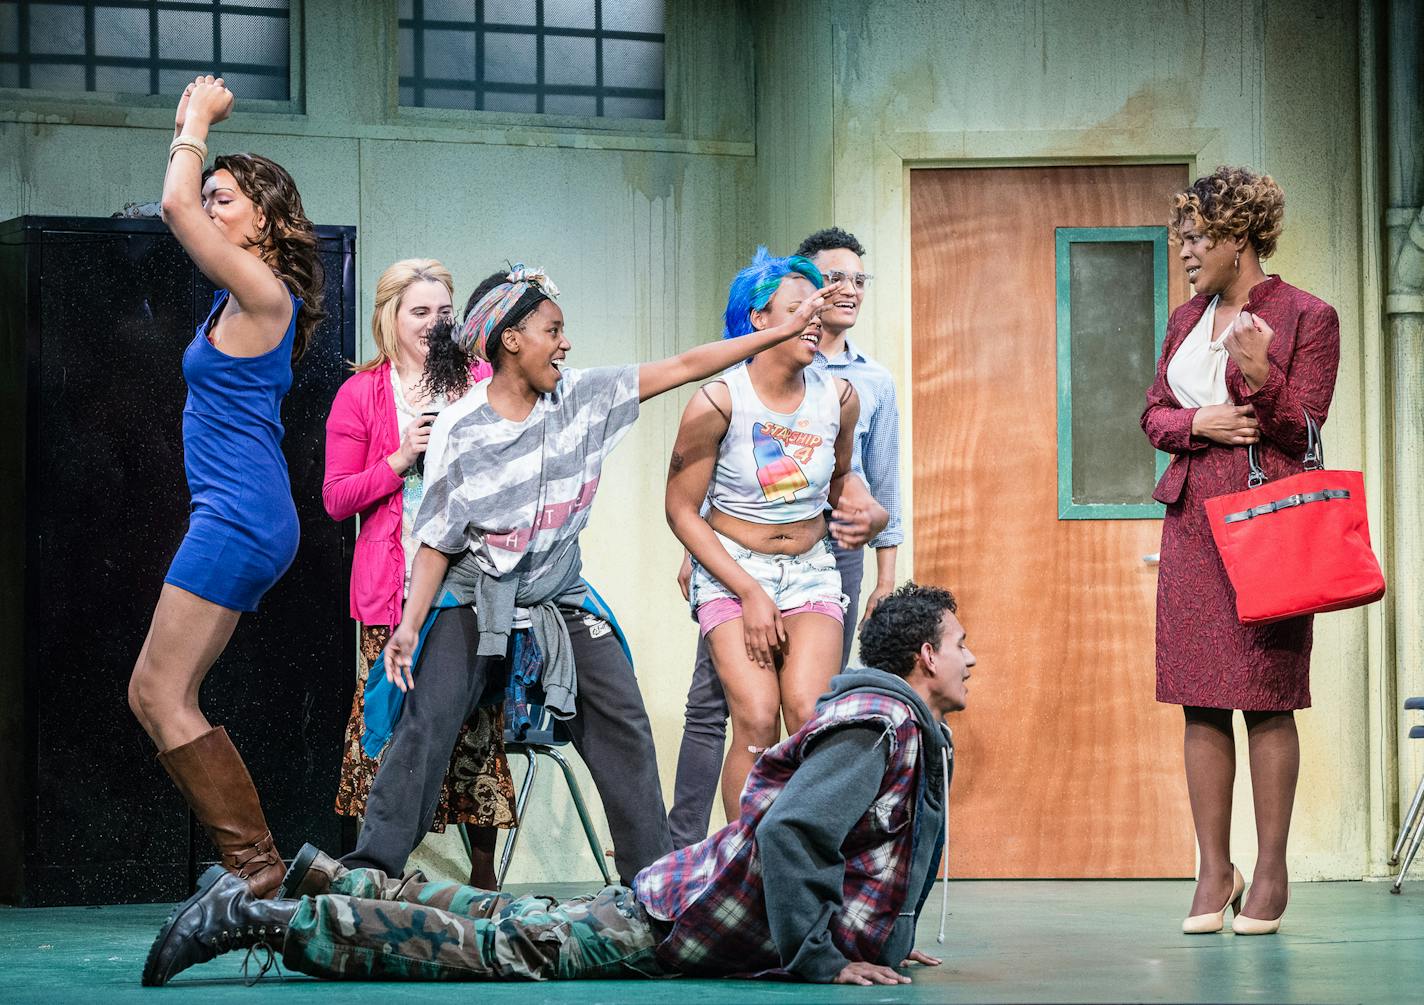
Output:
(707, 363), (842, 525)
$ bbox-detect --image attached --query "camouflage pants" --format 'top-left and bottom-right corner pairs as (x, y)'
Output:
(283, 866), (668, 981)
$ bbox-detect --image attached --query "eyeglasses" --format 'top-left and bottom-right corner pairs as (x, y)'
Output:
(822, 269), (873, 291)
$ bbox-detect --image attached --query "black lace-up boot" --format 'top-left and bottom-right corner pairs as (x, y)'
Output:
(142, 865), (298, 987)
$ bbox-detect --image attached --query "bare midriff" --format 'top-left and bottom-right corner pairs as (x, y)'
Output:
(707, 506), (827, 556)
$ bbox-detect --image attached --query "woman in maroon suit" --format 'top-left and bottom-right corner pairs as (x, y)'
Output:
(1142, 166), (1340, 936)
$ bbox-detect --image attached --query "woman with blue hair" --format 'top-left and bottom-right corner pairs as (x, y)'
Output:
(666, 248), (889, 821)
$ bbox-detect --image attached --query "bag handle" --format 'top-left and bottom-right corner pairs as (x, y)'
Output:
(1247, 408), (1323, 488)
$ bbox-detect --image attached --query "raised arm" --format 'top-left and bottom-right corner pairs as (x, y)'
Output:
(636, 283), (836, 402)
(160, 76), (291, 352)
(826, 382), (888, 548)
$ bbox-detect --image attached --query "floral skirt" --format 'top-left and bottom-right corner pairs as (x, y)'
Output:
(334, 624), (517, 830)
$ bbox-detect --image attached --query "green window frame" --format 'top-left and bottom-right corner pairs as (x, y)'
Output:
(1055, 226), (1169, 520)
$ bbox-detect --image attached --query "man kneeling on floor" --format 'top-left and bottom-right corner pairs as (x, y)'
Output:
(143, 582), (975, 987)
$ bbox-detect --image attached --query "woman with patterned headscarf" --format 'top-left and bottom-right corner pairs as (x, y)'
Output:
(335, 263), (837, 887)
(321, 258), (514, 890)
(665, 248), (888, 823)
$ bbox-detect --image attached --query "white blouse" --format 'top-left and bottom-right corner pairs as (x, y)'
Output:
(1167, 297), (1229, 408)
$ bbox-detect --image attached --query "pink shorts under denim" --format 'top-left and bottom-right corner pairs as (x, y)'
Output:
(689, 530), (847, 636)
(696, 596), (844, 636)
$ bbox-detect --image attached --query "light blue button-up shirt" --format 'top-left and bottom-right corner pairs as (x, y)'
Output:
(811, 336), (903, 548)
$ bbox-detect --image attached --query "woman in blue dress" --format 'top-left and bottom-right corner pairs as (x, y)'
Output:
(127, 75), (325, 897)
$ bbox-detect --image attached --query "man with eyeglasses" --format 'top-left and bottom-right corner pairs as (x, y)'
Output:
(669, 226), (903, 848)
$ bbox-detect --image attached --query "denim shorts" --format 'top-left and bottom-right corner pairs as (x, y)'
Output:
(689, 531), (848, 631)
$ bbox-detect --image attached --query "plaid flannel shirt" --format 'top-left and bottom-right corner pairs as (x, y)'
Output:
(633, 691), (923, 978)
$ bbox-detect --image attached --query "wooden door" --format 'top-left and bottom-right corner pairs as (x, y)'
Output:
(911, 165), (1193, 877)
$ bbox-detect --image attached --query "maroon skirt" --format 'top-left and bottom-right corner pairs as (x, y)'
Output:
(1155, 447), (1312, 711)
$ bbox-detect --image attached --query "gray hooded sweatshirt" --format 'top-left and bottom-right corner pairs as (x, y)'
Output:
(756, 666), (954, 981)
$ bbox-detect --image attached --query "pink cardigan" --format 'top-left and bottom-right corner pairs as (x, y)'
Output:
(323, 358), (491, 626)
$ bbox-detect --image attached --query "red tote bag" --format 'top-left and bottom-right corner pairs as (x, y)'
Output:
(1204, 412), (1385, 625)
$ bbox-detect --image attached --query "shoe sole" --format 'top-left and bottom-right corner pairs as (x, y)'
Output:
(140, 864), (228, 987)
(279, 842), (320, 899)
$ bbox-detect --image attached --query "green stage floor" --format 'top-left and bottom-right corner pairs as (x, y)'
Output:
(5, 879), (1422, 1004)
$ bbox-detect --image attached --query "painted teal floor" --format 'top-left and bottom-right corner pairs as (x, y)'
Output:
(5, 880), (1422, 1004)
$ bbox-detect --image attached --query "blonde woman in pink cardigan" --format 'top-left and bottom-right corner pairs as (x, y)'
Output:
(322, 259), (513, 888)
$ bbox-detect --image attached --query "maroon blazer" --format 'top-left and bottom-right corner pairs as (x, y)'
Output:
(1141, 276), (1341, 505)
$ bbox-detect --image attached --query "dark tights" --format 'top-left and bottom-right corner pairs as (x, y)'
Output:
(1182, 706), (1298, 920)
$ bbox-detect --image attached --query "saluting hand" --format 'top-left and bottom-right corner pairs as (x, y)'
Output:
(1222, 310), (1274, 391)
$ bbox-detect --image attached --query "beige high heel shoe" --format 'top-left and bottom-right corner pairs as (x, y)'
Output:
(1232, 886), (1289, 935)
(1182, 864), (1245, 934)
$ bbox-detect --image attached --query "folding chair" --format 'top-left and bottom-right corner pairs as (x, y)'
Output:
(1389, 696), (1424, 894)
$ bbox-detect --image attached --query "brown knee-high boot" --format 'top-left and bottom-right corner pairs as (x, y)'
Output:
(157, 725), (285, 898)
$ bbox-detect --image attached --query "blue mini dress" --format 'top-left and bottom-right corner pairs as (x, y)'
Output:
(164, 289), (303, 612)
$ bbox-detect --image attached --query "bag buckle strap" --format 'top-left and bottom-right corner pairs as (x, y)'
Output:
(1222, 488), (1350, 524)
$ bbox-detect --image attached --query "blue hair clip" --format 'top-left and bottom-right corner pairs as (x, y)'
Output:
(723, 246), (824, 340)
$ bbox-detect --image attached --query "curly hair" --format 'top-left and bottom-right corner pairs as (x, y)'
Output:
(205, 153), (326, 360)
(353, 258), (453, 373)
(420, 269), (544, 399)
(858, 582), (959, 679)
(723, 247), (823, 340)
(1168, 165), (1285, 260)
(795, 226), (867, 260)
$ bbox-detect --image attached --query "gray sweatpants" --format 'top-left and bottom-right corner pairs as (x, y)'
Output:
(345, 605), (671, 884)
(667, 543), (864, 849)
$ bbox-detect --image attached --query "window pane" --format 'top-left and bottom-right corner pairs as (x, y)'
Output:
(544, 0), (596, 30)
(482, 30), (535, 83)
(544, 92), (596, 116)
(1067, 240), (1159, 506)
(422, 28), (475, 79)
(221, 14), (289, 67)
(544, 35), (593, 87)
(484, 0), (534, 25)
(483, 90), (536, 112)
(602, 37), (662, 90)
(159, 11), (215, 62)
(424, 86), (479, 110)
(219, 70), (286, 101)
(602, 0), (664, 33)
(1, 4), (20, 56)
(0, 64), (19, 87)
(602, 94), (662, 119)
(94, 7), (149, 59)
(93, 65), (151, 94)
(30, 5), (85, 56)
(29, 62), (86, 91)
(423, 0), (474, 19)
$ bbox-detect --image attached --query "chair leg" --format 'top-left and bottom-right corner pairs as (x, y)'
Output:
(496, 749), (539, 890)
(545, 746), (613, 886)
(1392, 807), (1424, 894)
(458, 823), (474, 864)
(1390, 771), (1424, 867)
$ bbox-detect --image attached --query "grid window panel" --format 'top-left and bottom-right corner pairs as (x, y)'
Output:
(400, 0), (665, 120)
(2, 1), (291, 100)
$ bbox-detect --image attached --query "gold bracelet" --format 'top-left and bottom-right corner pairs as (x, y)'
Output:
(168, 135), (208, 162)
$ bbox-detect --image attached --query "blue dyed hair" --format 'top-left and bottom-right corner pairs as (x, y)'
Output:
(722, 247), (824, 340)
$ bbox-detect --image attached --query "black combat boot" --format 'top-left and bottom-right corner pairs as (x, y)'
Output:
(142, 865), (298, 986)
